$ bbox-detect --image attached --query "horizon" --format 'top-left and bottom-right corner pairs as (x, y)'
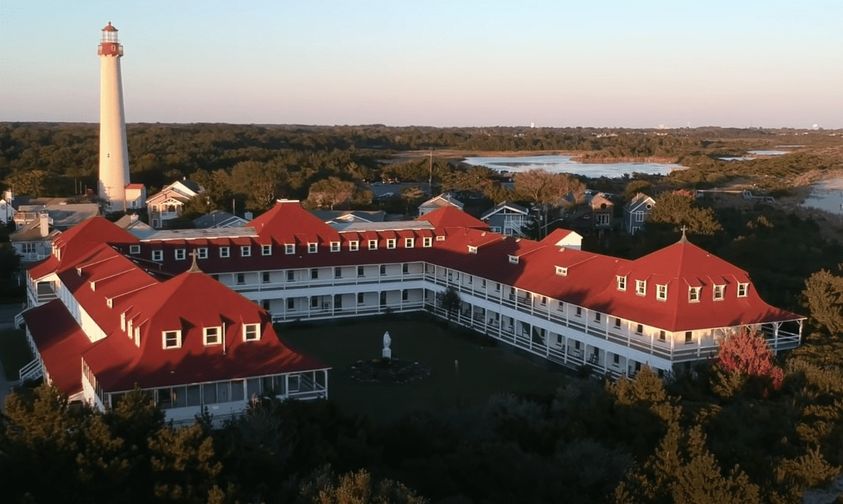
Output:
(2, 1), (842, 128)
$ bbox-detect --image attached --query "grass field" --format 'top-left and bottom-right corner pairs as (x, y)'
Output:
(0, 329), (32, 381)
(279, 316), (568, 423)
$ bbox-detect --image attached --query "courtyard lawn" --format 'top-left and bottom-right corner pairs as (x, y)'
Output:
(279, 316), (569, 423)
(0, 329), (32, 381)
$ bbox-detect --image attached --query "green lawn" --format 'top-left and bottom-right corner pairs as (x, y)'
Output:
(0, 329), (33, 381)
(279, 316), (568, 423)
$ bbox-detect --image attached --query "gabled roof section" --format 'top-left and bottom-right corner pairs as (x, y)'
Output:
(417, 206), (488, 230)
(481, 201), (529, 220)
(620, 237), (745, 282)
(625, 193), (656, 211)
(540, 228), (583, 248)
(420, 193), (464, 210)
(250, 200), (341, 243)
(24, 300), (90, 396)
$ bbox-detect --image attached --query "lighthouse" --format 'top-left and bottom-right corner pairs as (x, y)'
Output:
(97, 22), (131, 213)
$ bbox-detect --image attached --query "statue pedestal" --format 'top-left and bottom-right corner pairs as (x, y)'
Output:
(382, 348), (392, 360)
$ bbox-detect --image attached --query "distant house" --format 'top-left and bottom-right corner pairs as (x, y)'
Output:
(624, 193), (656, 235)
(10, 202), (100, 263)
(0, 190), (15, 225)
(10, 212), (60, 263)
(114, 214), (156, 239)
(590, 192), (614, 229)
(418, 193), (463, 216)
(311, 209), (387, 225)
(481, 202), (530, 236)
(193, 210), (249, 229)
(124, 183), (147, 210)
(146, 179), (204, 229)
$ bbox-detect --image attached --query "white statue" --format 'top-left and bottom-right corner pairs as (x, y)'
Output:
(382, 331), (392, 360)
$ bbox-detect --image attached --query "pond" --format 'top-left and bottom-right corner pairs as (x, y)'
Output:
(462, 154), (681, 178)
(802, 178), (843, 215)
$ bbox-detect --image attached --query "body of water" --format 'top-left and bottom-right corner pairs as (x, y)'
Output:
(802, 178), (843, 215)
(462, 154), (681, 178)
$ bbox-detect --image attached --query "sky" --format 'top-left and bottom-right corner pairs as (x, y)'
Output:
(1, 0), (841, 128)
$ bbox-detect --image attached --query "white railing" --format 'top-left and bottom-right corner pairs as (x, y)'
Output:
(19, 358), (43, 382)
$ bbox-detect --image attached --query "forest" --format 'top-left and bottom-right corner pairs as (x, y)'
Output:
(1, 123), (843, 502)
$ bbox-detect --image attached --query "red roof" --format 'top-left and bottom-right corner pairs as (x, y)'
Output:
(249, 201), (340, 244)
(102, 22), (118, 32)
(418, 206), (488, 230)
(24, 301), (90, 396)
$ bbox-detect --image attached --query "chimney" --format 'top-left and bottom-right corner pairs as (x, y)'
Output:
(130, 213), (139, 222)
(39, 211), (50, 237)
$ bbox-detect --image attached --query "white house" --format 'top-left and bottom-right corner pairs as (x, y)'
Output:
(624, 193), (656, 235)
(146, 179), (204, 229)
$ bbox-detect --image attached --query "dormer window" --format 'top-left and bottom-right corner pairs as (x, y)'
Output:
(162, 330), (181, 349)
(368, 239), (378, 250)
(330, 241), (340, 252)
(127, 319), (133, 338)
(262, 244), (272, 256)
(713, 284), (725, 301)
(349, 240), (359, 251)
(175, 249), (186, 261)
(423, 237), (433, 248)
(688, 286), (701, 303)
(616, 275), (627, 291)
(285, 243), (295, 255)
(386, 239), (396, 249)
(204, 326), (222, 345)
(308, 243), (318, 254)
(737, 282), (749, 298)
(555, 266), (568, 277)
(405, 238), (415, 248)
(635, 280), (647, 296)
(243, 323), (260, 341)
(436, 235), (445, 241)
(656, 284), (668, 301)
(120, 312), (126, 331)
(197, 247), (208, 259)
(129, 245), (140, 255)
(220, 246), (230, 258)
(468, 245), (478, 254)
(152, 250), (163, 262)
(241, 246), (252, 257)
(508, 255), (519, 264)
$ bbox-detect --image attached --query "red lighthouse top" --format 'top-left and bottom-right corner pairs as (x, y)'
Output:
(98, 22), (123, 57)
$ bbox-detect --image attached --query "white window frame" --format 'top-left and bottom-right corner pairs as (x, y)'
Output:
(307, 242), (318, 254)
(241, 245), (252, 257)
(468, 245), (478, 254)
(349, 240), (359, 251)
(713, 284), (725, 301)
(330, 241), (340, 252)
(405, 238), (415, 248)
(203, 326), (222, 346)
(285, 243), (295, 255)
(162, 330), (181, 349)
(508, 255), (519, 264)
(635, 280), (647, 296)
(242, 323), (260, 341)
(656, 284), (668, 301)
(688, 286), (701, 303)
(737, 282), (748, 297)
(262, 244), (272, 256)
(368, 239), (378, 250)
(175, 248), (186, 261)
(555, 265), (567, 277)
(219, 246), (230, 258)
(129, 244), (141, 255)
(422, 237), (432, 248)
(197, 247), (208, 259)
(152, 249), (163, 262)
(616, 275), (627, 291)
(436, 235), (445, 241)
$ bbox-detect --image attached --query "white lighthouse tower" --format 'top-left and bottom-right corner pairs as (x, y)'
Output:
(97, 22), (131, 213)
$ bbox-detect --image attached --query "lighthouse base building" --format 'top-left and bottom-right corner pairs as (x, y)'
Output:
(20, 202), (803, 421)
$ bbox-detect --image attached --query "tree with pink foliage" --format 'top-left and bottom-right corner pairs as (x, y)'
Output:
(714, 328), (784, 397)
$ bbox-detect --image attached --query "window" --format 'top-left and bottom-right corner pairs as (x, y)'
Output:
(616, 275), (627, 291)
(219, 246), (230, 258)
(656, 284), (668, 301)
(129, 245), (140, 254)
(508, 255), (519, 264)
(635, 279), (647, 296)
(555, 265), (568, 276)
(357, 266), (364, 277)
(287, 298), (295, 310)
(241, 245), (251, 257)
(197, 247), (208, 259)
(262, 300), (270, 311)
(386, 239), (396, 249)
(659, 330), (666, 342)
(380, 265), (387, 276)
(613, 354), (620, 365)
(402, 263), (409, 274)
(635, 212), (645, 223)
(334, 267), (342, 278)
(311, 268), (318, 280)
(330, 241), (340, 252)
(349, 240), (359, 251)
(262, 244), (272, 256)
(311, 296), (318, 308)
(614, 317), (621, 328)
(422, 237), (432, 248)
(262, 272), (270, 283)
(236, 273), (245, 285)
(575, 307), (582, 317)
(468, 245), (478, 254)
(594, 312), (601, 322)
(242, 323), (260, 341)
(357, 293), (364, 305)
(436, 235), (445, 241)
(688, 286), (701, 303)
(162, 330), (181, 349)
(285, 243), (295, 255)
(635, 324), (643, 334)
(175, 249), (186, 261)
(152, 250), (163, 262)
(368, 239), (378, 250)
(713, 284), (725, 301)
(288, 375), (301, 393)
(204, 327), (222, 346)
(737, 282), (748, 297)
(402, 290), (409, 301)
(405, 238), (415, 248)
(685, 331), (693, 344)
(287, 270), (295, 281)
(308, 243), (318, 254)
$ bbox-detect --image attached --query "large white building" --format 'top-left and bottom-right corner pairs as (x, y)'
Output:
(22, 201), (804, 413)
